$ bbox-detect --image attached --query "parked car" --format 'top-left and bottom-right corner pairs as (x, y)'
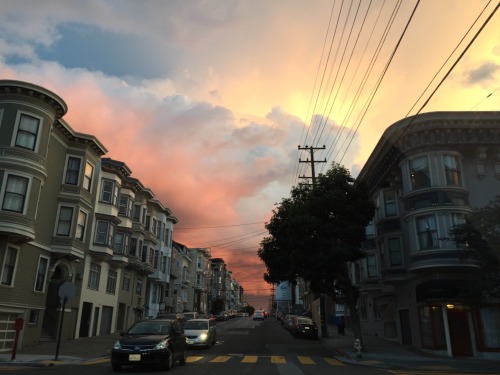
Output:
(215, 311), (228, 321)
(183, 318), (217, 348)
(289, 316), (318, 339)
(252, 310), (265, 320)
(111, 319), (187, 372)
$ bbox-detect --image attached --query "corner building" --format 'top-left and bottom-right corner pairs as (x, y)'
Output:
(356, 111), (500, 360)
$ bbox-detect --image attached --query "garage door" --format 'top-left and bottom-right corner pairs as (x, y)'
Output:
(0, 311), (21, 352)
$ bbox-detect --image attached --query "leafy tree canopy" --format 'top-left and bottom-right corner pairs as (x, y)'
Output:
(450, 196), (500, 302)
(258, 163), (375, 294)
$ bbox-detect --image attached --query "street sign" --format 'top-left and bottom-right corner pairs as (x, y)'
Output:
(58, 281), (75, 304)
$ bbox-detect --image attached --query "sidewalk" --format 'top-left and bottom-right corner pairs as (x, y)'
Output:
(0, 332), (120, 366)
(320, 324), (500, 373)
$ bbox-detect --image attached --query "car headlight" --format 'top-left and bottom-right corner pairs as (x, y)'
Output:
(200, 333), (208, 340)
(113, 341), (122, 350)
(154, 340), (167, 350)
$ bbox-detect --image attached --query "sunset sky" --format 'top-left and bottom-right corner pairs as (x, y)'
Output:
(1, 0), (498, 309)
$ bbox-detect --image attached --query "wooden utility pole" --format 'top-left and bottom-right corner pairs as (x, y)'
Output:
(297, 145), (326, 186)
(297, 145), (329, 337)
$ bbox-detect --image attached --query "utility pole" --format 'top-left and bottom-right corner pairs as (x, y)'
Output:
(297, 145), (329, 338)
(298, 145), (326, 187)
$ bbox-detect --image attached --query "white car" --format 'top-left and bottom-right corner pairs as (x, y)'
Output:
(253, 310), (265, 320)
(183, 319), (216, 348)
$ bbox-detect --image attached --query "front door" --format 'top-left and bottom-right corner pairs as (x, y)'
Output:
(447, 310), (473, 357)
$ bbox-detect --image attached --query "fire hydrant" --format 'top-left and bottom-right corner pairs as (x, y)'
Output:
(353, 339), (362, 358)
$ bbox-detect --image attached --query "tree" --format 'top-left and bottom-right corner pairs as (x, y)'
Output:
(450, 197), (500, 303)
(258, 163), (375, 345)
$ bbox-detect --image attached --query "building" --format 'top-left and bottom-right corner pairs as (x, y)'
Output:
(0, 80), (179, 351)
(188, 247), (211, 313)
(356, 111), (500, 360)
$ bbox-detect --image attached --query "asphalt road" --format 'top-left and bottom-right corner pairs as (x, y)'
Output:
(3, 318), (469, 375)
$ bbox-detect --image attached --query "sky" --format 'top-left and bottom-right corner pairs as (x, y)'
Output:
(1, 0), (499, 309)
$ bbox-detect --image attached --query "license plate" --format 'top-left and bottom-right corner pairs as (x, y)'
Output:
(304, 327), (309, 329)
(187, 340), (194, 344)
(129, 354), (141, 361)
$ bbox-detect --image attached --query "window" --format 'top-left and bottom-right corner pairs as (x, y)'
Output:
(366, 254), (377, 278)
(1, 246), (18, 286)
(152, 218), (157, 236)
(118, 195), (130, 216)
(83, 162), (94, 191)
(157, 221), (162, 240)
(132, 204), (141, 221)
(88, 262), (101, 290)
(410, 156), (430, 189)
(122, 273), (131, 292)
(417, 214), (438, 250)
(419, 305), (446, 348)
(388, 237), (403, 266)
(145, 215), (151, 231)
(15, 114), (40, 150)
(76, 210), (87, 241)
(34, 256), (49, 292)
(480, 307), (500, 348)
(365, 220), (375, 236)
(114, 232), (130, 255)
(2, 175), (29, 213)
(152, 284), (158, 303)
(383, 190), (397, 217)
(28, 309), (39, 324)
(162, 255), (167, 273)
(65, 157), (81, 185)
(101, 180), (114, 203)
(106, 269), (117, 294)
(443, 155), (461, 186)
(56, 206), (73, 236)
(136, 278), (143, 294)
(95, 220), (115, 246)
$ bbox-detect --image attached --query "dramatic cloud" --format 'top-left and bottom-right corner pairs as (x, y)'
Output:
(1, 0), (499, 307)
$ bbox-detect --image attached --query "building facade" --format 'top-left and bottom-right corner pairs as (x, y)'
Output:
(356, 111), (500, 360)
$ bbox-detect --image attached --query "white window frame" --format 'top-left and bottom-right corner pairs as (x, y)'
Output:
(106, 269), (117, 294)
(64, 156), (81, 185)
(95, 220), (115, 246)
(76, 209), (88, 241)
(443, 154), (462, 187)
(1, 245), (19, 287)
(83, 161), (94, 191)
(34, 255), (50, 292)
(410, 156), (431, 190)
(88, 262), (101, 290)
(13, 112), (42, 151)
(1, 173), (30, 214)
(387, 237), (403, 266)
(56, 205), (74, 236)
(416, 214), (439, 250)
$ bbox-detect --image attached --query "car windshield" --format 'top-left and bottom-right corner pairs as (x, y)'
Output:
(298, 318), (313, 325)
(184, 320), (208, 330)
(128, 321), (171, 335)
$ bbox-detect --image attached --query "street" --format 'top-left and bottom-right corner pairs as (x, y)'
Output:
(2, 317), (484, 375)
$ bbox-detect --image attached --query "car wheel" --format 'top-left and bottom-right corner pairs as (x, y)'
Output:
(179, 347), (187, 365)
(111, 362), (122, 372)
(164, 349), (174, 371)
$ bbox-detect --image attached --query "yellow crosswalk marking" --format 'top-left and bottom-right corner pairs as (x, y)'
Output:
(297, 356), (315, 364)
(271, 355), (286, 364)
(323, 357), (345, 366)
(242, 355), (258, 363)
(186, 356), (204, 363)
(211, 355), (231, 362)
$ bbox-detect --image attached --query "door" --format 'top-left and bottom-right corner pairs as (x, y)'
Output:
(79, 302), (92, 337)
(447, 310), (473, 357)
(399, 309), (412, 345)
(100, 306), (113, 335)
(92, 307), (99, 337)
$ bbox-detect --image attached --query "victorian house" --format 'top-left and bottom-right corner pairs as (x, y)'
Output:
(355, 111), (500, 360)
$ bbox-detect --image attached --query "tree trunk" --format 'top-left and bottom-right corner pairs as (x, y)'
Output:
(339, 265), (365, 351)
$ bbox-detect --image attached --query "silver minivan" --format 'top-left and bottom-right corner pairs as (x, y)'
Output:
(183, 318), (216, 348)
